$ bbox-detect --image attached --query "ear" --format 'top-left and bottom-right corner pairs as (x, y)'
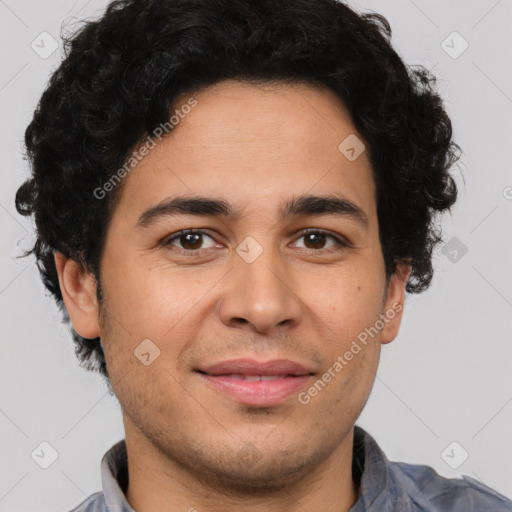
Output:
(54, 251), (100, 339)
(380, 260), (411, 345)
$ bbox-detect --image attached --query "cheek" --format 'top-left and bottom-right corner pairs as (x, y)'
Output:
(305, 266), (385, 341)
(103, 254), (208, 337)
(301, 333), (380, 428)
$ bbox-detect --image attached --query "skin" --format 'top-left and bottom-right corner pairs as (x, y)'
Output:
(55, 79), (410, 512)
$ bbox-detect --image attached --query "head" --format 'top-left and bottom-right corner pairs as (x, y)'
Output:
(16, 0), (460, 493)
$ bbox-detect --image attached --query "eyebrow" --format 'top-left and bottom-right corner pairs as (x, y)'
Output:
(135, 194), (369, 231)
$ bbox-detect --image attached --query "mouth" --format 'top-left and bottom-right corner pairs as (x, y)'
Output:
(195, 358), (315, 406)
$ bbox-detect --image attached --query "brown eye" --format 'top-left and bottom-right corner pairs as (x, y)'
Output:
(293, 230), (349, 251)
(163, 230), (217, 252)
(303, 232), (328, 249)
(177, 232), (203, 250)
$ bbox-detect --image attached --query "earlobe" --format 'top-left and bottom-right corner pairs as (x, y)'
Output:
(380, 260), (411, 345)
(54, 251), (101, 339)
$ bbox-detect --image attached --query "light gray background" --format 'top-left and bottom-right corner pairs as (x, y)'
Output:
(1, 0), (511, 510)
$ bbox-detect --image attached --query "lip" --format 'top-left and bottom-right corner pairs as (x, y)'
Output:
(199, 358), (314, 376)
(196, 358), (315, 406)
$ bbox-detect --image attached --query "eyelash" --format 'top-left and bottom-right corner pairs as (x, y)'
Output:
(162, 229), (350, 255)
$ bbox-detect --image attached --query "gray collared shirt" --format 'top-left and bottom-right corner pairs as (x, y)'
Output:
(69, 426), (512, 511)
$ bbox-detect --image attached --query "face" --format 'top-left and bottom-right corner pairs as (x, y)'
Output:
(59, 79), (409, 493)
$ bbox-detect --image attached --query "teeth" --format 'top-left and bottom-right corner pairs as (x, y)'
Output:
(223, 374), (288, 381)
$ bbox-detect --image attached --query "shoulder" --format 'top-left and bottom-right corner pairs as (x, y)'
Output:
(67, 491), (106, 512)
(390, 460), (512, 511)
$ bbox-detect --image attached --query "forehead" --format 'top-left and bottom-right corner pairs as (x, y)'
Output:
(171, 79), (359, 150)
(113, 79), (376, 225)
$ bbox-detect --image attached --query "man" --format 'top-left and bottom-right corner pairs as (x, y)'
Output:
(15, 0), (511, 510)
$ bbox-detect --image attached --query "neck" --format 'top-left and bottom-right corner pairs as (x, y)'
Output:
(124, 420), (359, 512)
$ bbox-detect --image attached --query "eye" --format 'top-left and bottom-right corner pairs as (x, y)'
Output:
(291, 229), (350, 251)
(163, 230), (218, 253)
(162, 228), (350, 255)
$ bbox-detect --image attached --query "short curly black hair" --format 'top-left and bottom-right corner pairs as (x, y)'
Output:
(15, 0), (461, 385)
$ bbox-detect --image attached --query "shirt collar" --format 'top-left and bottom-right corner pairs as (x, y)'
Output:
(100, 425), (394, 511)
(101, 438), (134, 512)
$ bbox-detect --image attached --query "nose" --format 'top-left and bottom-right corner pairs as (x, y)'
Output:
(217, 246), (303, 335)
